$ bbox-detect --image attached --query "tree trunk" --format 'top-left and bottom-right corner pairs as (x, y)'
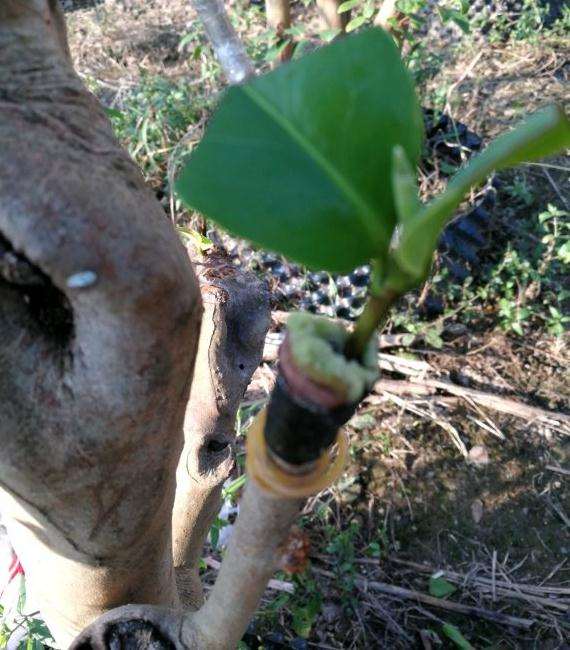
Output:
(172, 252), (270, 609)
(0, 1), (201, 645)
(1, 4), (344, 648)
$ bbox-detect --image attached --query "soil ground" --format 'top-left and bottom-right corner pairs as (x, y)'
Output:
(29, 2), (570, 648)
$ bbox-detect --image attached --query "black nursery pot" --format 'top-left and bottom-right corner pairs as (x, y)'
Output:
(264, 369), (356, 467)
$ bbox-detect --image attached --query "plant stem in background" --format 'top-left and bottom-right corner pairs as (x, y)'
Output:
(192, 0), (254, 84)
(345, 287), (398, 360)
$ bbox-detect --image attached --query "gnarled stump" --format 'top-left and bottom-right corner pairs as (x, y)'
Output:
(0, 1), (201, 645)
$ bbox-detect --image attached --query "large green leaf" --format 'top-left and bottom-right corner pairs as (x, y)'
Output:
(176, 28), (423, 272)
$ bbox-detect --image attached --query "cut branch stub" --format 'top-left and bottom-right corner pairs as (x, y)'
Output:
(172, 250), (270, 608)
(69, 604), (190, 650)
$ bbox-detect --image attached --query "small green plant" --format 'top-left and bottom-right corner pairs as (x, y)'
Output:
(337, 0), (377, 33)
(0, 580), (55, 649)
(472, 202), (569, 337)
(325, 521), (360, 608)
(442, 622), (474, 649)
(290, 592), (321, 639)
(366, 525), (390, 558)
(176, 28), (569, 364)
(261, 571), (323, 640)
(485, 0), (548, 43)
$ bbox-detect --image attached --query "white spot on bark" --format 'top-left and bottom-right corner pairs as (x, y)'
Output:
(66, 270), (98, 289)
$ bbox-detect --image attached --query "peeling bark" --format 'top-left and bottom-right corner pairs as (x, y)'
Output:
(172, 252), (270, 609)
(0, 1), (201, 645)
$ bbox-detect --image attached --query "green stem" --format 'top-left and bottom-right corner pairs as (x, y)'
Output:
(344, 287), (398, 361)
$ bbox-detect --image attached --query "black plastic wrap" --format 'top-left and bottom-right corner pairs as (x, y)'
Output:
(264, 372), (355, 465)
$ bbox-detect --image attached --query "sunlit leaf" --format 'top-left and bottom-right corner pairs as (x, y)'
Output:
(346, 15), (368, 31)
(176, 29), (423, 272)
(338, 0), (360, 13)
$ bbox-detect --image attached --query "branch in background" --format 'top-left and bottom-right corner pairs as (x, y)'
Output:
(316, 0), (349, 31)
(266, 0), (295, 63)
(374, 0), (400, 30)
(192, 0), (254, 83)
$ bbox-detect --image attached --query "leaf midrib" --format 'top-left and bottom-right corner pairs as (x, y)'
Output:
(242, 84), (385, 250)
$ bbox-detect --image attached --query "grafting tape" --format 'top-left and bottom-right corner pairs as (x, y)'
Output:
(246, 408), (348, 499)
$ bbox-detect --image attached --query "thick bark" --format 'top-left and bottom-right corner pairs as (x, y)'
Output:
(0, 1), (201, 645)
(172, 252), (270, 609)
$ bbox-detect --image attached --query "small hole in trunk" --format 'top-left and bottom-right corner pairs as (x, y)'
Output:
(207, 438), (230, 454)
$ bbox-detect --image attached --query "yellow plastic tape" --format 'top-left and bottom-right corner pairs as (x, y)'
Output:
(246, 408), (348, 499)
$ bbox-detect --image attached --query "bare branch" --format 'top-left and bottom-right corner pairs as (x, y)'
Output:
(192, 0), (254, 84)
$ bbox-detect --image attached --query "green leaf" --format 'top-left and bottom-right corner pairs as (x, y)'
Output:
(429, 575), (457, 597)
(424, 328), (444, 349)
(557, 240), (570, 264)
(442, 623), (474, 649)
(292, 597), (321, 638)
(338, 0), (360, 12)
(392, 105), (570, 287)
(176, 29), (423, 273)
(392, 145), (421, 225)
(346, 15), (368, 32)
(320, 27), (342, 41)
(177, 227), (213, 252)
(104, 107), (124, 120)
(265, 39), (293, 62)
(438, 7), (471, 33)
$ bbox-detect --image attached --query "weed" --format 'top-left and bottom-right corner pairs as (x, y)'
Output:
(0, 578), (54, 649)
(104, 76), (213, 189)
(392, 189), (569, 340)
(325, 522), (359, 610)
(485, 0), (549, 43)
